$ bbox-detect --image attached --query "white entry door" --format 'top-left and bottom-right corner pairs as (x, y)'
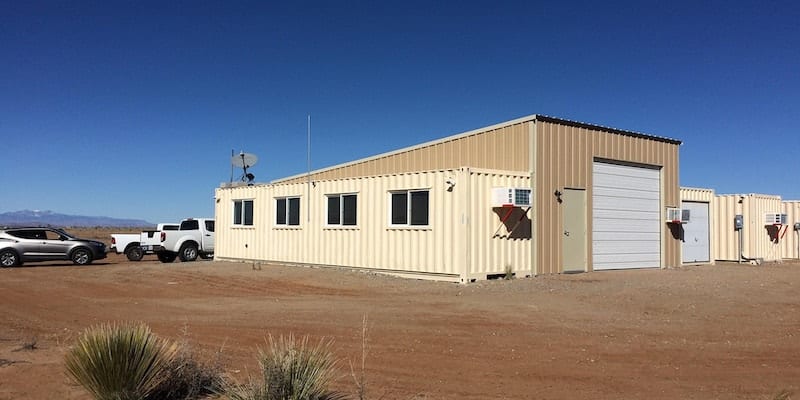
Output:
(681, 201), (710, 263)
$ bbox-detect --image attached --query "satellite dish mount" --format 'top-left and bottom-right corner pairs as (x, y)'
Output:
(231, 151), (258, 185)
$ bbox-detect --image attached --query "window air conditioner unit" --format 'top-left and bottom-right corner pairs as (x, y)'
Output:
(764, 213), (787, 225)
(666, 208), (690, 223)
(492, 187), (532, 207)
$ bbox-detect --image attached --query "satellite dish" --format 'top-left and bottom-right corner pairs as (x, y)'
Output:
(231, 152), (258, 184)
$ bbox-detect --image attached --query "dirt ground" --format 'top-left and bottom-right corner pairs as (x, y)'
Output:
(0, 228), (799, 399)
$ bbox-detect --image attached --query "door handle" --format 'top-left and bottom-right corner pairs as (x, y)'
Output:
(564, 230), (570, 237)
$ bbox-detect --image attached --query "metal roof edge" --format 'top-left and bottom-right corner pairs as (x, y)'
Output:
(534, 115), (683, 145)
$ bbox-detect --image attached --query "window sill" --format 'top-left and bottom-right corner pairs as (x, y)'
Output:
(387, 226), (432, 231)
(232, 225), (255, 229)
(273, 226), (302, 230)
(323, 226), (360, 230)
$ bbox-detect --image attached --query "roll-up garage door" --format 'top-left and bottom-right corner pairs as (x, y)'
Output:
(681, 201), (710, 263)
(592, 161), (661, 270)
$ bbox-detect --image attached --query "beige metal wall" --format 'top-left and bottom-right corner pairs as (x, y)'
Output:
(781, 201), (800, 259)
(533, 120), (681, 274)
(713, 194), (784, 261)
(680, 187), (715, 203)
(215, 168), (531, 282)
(277, 121), (531, 184)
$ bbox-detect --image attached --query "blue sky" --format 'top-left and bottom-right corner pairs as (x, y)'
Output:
(2, 1), (798, 223)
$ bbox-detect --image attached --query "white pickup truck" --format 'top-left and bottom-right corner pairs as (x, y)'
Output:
(154, 218), (214, 263)
(110, 223), (179, 261)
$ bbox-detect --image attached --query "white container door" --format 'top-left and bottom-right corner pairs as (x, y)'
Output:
(592, 162), (661, 270)
(681, 201), (710, 263)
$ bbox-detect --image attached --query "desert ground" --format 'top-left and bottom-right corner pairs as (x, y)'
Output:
(0, 228), (799, 399)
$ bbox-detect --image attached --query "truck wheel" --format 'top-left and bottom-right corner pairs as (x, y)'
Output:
(157, 252), (176, 263)
(179, 243), (198, 262)
(0, 249), (20, 267)
(125, 246), (144, 261)
(71, 248), (93, 265)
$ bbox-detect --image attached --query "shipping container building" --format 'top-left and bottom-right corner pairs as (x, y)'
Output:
(214, 114), (683, 282)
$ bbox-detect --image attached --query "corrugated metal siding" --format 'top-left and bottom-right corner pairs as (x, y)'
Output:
(781, 201), (800, 259)
(713, 194), (784, 261)
(534, 121), (681, 274)
(680, 187), (715, 203)
(215, 168), (530, 281)
(279, 122), (530, 184)
(465, 169), (531, 279)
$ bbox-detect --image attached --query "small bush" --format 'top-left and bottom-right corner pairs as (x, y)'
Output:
(146, 342), (223, 400)
(220, 334), (347, 400)
(64, 322), (178, 400)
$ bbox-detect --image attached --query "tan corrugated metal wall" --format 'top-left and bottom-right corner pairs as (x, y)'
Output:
(781, 201), (800, 259)
(713, 194), (784, 261)
(534, 121), (681, 274)
(215, 168), (530, 281)
(279, 122), (530, 184)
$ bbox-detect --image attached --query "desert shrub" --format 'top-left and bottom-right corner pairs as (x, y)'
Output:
(221, 334), (347, 400)
(146, 341), (223, 400)
(64, 322), (178, 400)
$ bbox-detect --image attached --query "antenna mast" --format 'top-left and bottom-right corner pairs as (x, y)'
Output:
(306, 114), (311, 222)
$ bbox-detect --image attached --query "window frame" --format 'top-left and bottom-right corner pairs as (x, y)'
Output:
(388, 189), (430, 228)
(275, 196), (302, 227)
(232, 199), (254, 227)
(325, 193), (358, 228)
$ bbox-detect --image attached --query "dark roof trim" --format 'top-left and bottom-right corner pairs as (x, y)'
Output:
(535, 115), (682, 145)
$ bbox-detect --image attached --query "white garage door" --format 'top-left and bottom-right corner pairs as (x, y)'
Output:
(592, 162), (661, 270)
(681, 201), (710, 263)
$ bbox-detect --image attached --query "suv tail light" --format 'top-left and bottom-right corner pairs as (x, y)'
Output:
(111, 237), (116, 244)
(160, 232), (166, 242)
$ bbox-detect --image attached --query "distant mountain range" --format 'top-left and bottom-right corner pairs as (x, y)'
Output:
(0, 210), (153, 228)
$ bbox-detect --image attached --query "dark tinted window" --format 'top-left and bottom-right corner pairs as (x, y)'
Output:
(327, 196), (340, 225)
(234, 200), (253, 226)
(205, 220), (215, 232)
(391, 192), (407, 225)
(343, 194), (357, 226)
(288, 198), (300, 226)
(234, 201), (243, 225)
(276, 198), (287, 225)
(410, 191), (429, 225)
(181, 220), (199, 230)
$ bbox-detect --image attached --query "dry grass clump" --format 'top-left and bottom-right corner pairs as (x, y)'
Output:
(147, 341), (224, 400)
(220, 334), (347, 400)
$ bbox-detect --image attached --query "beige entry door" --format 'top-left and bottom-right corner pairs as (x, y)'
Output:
(562, 188), (587, 272)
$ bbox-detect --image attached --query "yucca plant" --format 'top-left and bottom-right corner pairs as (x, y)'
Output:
(64, 322), (178, 400)
(221, 334), (347, 400)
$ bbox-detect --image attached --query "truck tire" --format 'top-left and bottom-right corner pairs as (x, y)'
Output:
(157, 252), (177, 263)
(125, 246), (144, 261)
(179, 243), (199, 262)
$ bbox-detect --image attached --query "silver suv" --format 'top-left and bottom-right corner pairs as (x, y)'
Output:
(0, 227), (107, 267)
